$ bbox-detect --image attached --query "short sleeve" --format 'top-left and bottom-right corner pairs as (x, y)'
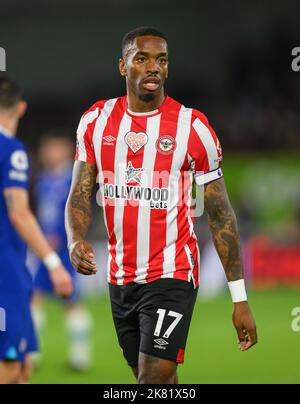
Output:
(187, 111), (223, 186)
(74, 107), (99, 164)
(2, 142), (29, 189)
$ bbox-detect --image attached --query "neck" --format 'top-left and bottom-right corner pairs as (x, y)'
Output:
(126, 87), (165, 113)
(0, 115), (17, 137)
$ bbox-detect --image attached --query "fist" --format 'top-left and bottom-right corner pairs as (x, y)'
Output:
(69, 240), (97, 276)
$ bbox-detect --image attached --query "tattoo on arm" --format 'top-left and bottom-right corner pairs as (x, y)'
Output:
(204, 178), (244, 281)
(65, 161), (97, 246)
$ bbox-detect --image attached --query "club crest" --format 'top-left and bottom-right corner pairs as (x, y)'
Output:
(156, 135), (176, 155)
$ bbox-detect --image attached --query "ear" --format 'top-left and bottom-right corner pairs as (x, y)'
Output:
(119, 58), (127, 77)
(17, 101), (27, 118)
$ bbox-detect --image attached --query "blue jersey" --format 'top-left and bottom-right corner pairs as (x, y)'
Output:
(33, 164), (78, 300)
(35, 165), (72, 255)
(0, 129), (32, 291)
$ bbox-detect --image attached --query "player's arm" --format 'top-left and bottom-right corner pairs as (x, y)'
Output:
(65, 160), (97, 276)
(4, 187), (73, 297)
(204, 177), (257, 351)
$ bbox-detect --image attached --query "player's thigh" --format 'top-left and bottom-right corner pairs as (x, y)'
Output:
(0, 361), (22, 384)
(138, 352), (177, 384)
(109, 283), (141, 368)
(131, 366), (139, 380)
(138, 279), (198, 366)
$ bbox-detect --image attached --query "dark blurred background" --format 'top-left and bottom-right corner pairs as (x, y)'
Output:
(1, 0), (300, 150)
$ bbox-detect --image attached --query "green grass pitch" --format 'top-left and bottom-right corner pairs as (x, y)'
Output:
(31, 289), (300, 384)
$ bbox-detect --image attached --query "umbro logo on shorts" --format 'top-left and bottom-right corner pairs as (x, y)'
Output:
(154, 338), (169, 350)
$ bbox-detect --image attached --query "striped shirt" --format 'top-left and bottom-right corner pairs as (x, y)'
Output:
(75, 95), (223, 287)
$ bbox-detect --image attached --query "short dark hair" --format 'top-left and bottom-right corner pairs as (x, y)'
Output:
(0, 76), (23, 109)
(122, 26), (167, 58)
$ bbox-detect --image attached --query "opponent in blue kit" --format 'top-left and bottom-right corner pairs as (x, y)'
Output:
(0, 77), (73, 384)
(31, 133), (92, 371)
(34, 144), (75, 296)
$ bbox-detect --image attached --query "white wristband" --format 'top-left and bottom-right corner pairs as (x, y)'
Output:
(228, 279), (247, 303)
(43, 252), (62, 272)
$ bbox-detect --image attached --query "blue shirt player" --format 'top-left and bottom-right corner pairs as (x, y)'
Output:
(31, 133), (93, 372)
(34, 161), (77, 297)
(0, 77), (73, 384)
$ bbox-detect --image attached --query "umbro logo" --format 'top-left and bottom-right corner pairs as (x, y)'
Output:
(154, 338), (169, 349)
(103, 135), (116, 145)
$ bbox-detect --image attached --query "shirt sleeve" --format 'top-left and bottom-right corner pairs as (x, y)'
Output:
(2, 141), (29, 190)
(187, 111), (223, 186)
(74, 107), (99, 164)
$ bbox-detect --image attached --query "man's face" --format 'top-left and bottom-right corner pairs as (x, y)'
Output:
(39, 138), (72, 170)
(119, 36), (168, 102)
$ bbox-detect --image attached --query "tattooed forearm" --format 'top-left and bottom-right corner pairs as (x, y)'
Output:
(204, 178), (243, 281)
(65, 161), (97, 247)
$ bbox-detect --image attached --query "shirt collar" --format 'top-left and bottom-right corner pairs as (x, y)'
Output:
(125, 95), (170, 117)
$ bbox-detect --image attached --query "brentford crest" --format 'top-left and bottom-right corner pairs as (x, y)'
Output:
(156, 135), (176, 155)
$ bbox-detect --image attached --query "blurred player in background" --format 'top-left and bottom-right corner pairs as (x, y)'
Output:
(31, 132), (93, 371)
(0, 77), (73, 384)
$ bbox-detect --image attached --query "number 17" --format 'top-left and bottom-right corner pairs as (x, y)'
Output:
(154, 309), (183, 339)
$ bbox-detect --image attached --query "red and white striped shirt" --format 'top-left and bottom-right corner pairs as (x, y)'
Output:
(75, 95), (223, 287)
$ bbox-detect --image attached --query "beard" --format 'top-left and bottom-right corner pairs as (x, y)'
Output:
(138, 92), (156, 103)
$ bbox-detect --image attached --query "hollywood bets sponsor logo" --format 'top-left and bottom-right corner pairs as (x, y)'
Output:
(102, 183), (169, 209)
(156, 135), (176, 155)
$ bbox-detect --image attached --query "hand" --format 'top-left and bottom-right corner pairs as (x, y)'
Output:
(49, 265), (73, 297)
(69, 240), (97, 276)
(232, 301), (257, 351)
